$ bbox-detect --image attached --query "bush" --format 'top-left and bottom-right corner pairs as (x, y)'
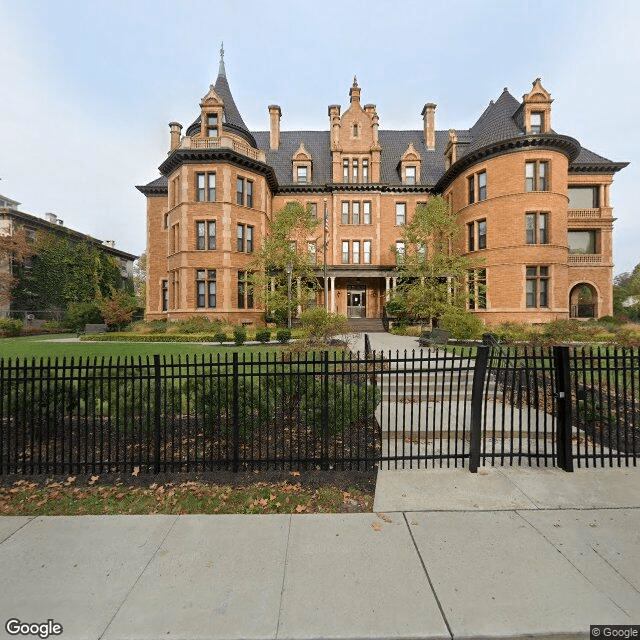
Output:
(0, 318), (23, 337)
(233, 325), (246, 345)
(276, 329), (291, 343)
(63, 302), (103, 333)
(255, 329), (271, 343)
(439, 308), (484, 340)
(213, 332), (229, 343)
(300, 307), (348, 343)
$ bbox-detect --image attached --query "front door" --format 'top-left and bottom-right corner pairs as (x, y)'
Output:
(347, 290), (366, 318)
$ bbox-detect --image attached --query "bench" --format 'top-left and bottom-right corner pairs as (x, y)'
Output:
(418, 329), (450, 347)
(84, 323), (108, 334)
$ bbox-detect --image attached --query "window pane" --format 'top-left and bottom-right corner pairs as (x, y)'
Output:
(568, 231), (596, 254)
(539, 213), (548, 244)
(246, 226), (253, 253)
(539, 279), (548, 307)
(478, 172), (487, 201)
(352, 241), (360, 264)
(246, 180), (253, 207)
(362, 160), (368, 183)
(352, 159), (358, 182)
(478, 220), (486, 249)
(526, 279), (536, 308)
(364, 240), (371, 264)
(352, 202), (360, 225)
(197, 173), (205, 201)
(197, 281), (205, 308)
(343, 159), (349, 182)
(568, 186), (599, 209)
(395, 203), (406, 225)
(363, 201), (371, 224)
(208, 281), (216, 308)
(525, 214), (536, 244)
(538, 162), (548, 191)
(525, 162), (535, 192)
(208, 221), (216, 250)
(526, 266), (537, 277)
(236, 178), (244, 205)
(237, 224), (244, 251)
(309, 203), (317, 218)
(297, 166), (307, 183)
(342, 241), (349, 264)
(406, 166), (416, 185)
(342, 202), (349, 224)
(196, 222), (205, 250)
(207, 173), (216, 201)
(531, 112), (542, 133)
(468, 222), (475, 252)
(468, 175), (475, 204)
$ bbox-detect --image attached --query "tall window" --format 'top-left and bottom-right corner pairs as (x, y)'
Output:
(526, 213), (548, 245)
(468, 269), (487, 310)
(342, 201), (349, 224)
(206, 113), (218, 138)
(296, 166), (308, 184)
(207, 173), (216, 201)
(395, 203), (406, 226)
(525, 161), (549, 192)
(352, 201), (360, 225)
(468, 175), (475, 204)
(363, 240), (371, 264)
(363, 201), (371, 225)
(246, 226), (253, 253)
(467, 222), (475, 252)
(246, 180), (253, 207)
(237, 271), (253, 309)
(237, 224), (244, 252)
(308, 242), (317, 264)
(405, 166), (416, 185)
(352, 240), (360, 264)
(362, 159), (369, 183)
(530, 112), (543, 134)
(196, 221), (216, 250)
(196, 172), (215, 202)
(343, 159), (349, 182)
(196, 270), (216, 308)
(526, 266), (549, 308)
(196, 173), (206, 202)
(342, 241), (349, 264)
(395, 241), (405, 264)
(352, 159), (359, 183)
(236, 177), (245, 205)
(478, 171), (487, 201)
(308, 202), (318, 218)
(162, 280), (168, 311)
(196, 222), (205, 250)
(236, 224), (253, 253)
(478, 219), (487, 249)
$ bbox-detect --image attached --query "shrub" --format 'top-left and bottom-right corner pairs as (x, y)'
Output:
(62, 302), (102, 333)
(276, 329), (291, 343)
(439, 308), (484, 340)
(255, 329), (271, 343)
(213, 332), (229, 343)
(0, 318), (23, 337)
(233, 325), (246, 345)
(300, 307), (348, 343)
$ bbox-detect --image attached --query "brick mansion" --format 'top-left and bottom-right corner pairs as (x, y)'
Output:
(138, 50), (628, 326)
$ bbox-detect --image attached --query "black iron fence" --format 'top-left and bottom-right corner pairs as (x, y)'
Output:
(0, 346), (638, 475)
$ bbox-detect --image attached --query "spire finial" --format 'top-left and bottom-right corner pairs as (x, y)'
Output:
(353, 75), (358, 87)
(218, 42), (226, 76)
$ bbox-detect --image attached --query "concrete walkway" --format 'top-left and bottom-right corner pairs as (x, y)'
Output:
(1, 467), (639, 640)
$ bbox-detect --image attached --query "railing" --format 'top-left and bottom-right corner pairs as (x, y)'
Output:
(568, 254), (603, 264)
(568, 208), (602, 218)
(181, 136), (265, 162)
(1, 347), (637, 475)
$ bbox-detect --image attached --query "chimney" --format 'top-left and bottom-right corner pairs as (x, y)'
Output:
(44, 212), (57, 224)
(169, 122), (182, 151)
(268, 105), (281, 150)
(421, 103), (436, 150)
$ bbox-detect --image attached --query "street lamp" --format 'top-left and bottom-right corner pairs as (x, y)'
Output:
(286, 262), (293, 329)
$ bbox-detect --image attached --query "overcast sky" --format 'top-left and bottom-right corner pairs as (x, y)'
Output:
(1, 0), (638, 274)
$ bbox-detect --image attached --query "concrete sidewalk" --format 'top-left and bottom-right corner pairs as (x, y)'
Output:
(1, 467), (639, 640)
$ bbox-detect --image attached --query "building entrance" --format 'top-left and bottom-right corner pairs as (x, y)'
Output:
(347, 290), (366, 318)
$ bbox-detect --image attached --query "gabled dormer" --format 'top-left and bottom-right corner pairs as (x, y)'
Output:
(199, 85), (224, 139)
(400, 142), (422, 184)
(444, 130), (459, 170)
(292, 142), (313, 184)
(521, 78), (553, 134)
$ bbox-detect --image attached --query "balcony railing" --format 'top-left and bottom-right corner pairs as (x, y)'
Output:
(568, 208), (602, 219)
(568, 254), (603, 264)
(180, 136), (265, 162)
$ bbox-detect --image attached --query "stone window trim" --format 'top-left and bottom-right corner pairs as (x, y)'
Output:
(526, 265), (550, 308)
(525, 212), (549, 245)
(195, 220), (217, 251)
(525, 160), (550, 192)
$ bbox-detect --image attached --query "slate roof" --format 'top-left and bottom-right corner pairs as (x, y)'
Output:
(142, 83), (626, 193)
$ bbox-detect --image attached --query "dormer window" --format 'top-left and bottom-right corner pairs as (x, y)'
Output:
(530, 112), (543, 134)
(207, 113), (219, 138)
(400, 143), (422, 185)
(292, 141), (312, 184)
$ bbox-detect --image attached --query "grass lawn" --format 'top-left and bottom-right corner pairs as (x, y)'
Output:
(0, 476), (373, 515)
(0, 334), (282, 361)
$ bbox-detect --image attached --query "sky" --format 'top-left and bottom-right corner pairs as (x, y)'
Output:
(0, 0), (638, 274)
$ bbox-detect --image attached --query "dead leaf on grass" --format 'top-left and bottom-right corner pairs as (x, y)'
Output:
(295, 504), (306, 513)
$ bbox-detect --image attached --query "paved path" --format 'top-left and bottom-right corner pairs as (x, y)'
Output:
(1, 467), (639, 639)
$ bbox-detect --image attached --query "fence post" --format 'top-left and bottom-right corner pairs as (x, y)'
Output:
(321, 350), (329, 470)
(469, 345), (489, 473)
(232, 352), (240, 472)
(364, 333), (371, 358)
(553, 345), (574, 472)
(153, 354), (162, 474)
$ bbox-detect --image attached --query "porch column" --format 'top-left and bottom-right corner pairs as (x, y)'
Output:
(385, 277), (391, 301)
(330, 277), (336, 312)
(392, 277), (398, 291)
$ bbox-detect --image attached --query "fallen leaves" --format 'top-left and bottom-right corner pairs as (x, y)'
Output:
(371, 521), (383, 531)
(131, 466), (140, 477)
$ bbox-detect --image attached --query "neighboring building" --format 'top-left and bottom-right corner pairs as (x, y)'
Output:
(138, 50), (627, 325)
(0, 196), (137, 317)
